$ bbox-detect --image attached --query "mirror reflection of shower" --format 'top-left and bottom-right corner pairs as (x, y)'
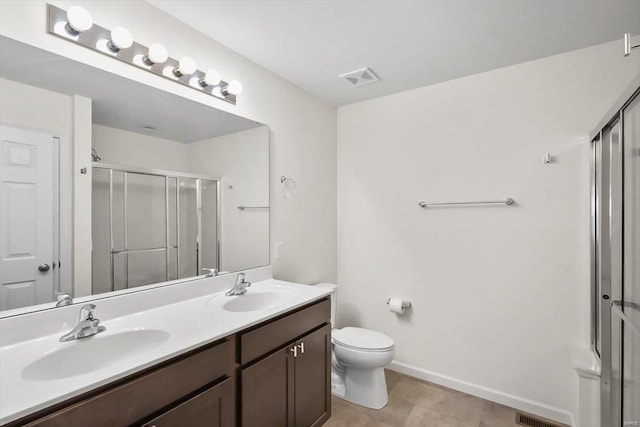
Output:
(91, 164), (219, 294)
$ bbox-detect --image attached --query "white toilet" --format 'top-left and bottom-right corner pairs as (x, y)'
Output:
(316, 283), (395, 409)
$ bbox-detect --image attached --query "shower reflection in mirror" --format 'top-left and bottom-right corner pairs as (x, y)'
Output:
(91, 165), (220, 293)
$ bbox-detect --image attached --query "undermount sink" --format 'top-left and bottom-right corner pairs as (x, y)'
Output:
(21, 329), (170, 381)
(222, 287), (299, 312)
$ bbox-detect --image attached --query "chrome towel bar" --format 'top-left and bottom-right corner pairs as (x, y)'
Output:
(418, 198), (514, 208)
(237, 206), (269, 211)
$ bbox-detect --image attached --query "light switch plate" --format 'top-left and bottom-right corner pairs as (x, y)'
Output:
(275, 242), (285, 260)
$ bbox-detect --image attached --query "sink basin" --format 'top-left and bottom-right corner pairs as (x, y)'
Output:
(222, 288), (298, 312)
(21, 329), (170, 381)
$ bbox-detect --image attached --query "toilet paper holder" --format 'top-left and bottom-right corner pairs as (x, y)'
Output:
(386, 298), (412, 309)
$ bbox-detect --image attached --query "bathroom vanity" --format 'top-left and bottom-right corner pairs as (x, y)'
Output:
(0, 20), (329, 427)
(0, 273), (332, 427)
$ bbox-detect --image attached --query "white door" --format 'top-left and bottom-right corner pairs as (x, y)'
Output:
(0, 125), (55, 310)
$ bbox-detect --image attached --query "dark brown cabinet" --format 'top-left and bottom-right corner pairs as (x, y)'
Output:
(18, 338), (234, 427)
(7, 297), (331, 427)
(293, 325), (331, 427)
(241, 324), (331, 427)
(142, 377), (234, 427)
(241, 344), (293, 427)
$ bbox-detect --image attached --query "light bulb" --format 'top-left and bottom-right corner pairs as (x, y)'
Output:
(143, 43), (168, 66)
(107, 27), (133, 52)
(224, 80), (242, 96)
(173, 57), (197, 77)
(66, 6), (93, 35)
(199, 69), (221, 87)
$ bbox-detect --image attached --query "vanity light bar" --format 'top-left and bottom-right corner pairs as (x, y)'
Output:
(47, 4), (240, 105)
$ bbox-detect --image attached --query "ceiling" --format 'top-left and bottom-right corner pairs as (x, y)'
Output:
(0, 37), (260, 143)
(148, 0), (640, 106)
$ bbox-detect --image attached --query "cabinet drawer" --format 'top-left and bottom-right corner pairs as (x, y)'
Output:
(240, 298), (330, 365)
(24, 338), (233, 427)
(142, 377), (234, 427)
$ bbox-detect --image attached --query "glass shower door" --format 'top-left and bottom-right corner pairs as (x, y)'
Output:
(619, 92), (640, 426)
(92, 167), (219, 294)
(595, 87), (640, 427)
(178, 177), (198, 279)
(125, 172), (167, 288)
(200, 179), (219, 274)
(598, 119), (622, 427)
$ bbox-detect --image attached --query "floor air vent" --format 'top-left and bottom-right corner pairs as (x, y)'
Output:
(516, 412), (566, 427)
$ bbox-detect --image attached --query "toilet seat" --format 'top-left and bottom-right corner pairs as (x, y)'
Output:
(333, 327), (394, 352)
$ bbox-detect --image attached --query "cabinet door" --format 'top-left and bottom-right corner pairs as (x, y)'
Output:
(294, 324), (331, 427)
(142, 377), (234, 427)
(241, 346), (295, 427)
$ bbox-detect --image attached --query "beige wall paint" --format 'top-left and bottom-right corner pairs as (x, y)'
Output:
(0, 0), (337, 285)
(337, 41), (640, 424)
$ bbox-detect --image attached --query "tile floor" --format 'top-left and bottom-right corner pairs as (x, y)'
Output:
(324, 370), (520, 427)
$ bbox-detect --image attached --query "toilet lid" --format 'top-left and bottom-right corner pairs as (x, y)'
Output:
(333, 327), (394, 351)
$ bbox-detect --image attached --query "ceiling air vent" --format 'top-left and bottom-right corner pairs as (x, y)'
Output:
(339, 67), (380, 87)
(516, 412), (567, 427)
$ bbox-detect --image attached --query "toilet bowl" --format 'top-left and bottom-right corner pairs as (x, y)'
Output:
(332, 327), (394, 409)
(315, 283), (395, 409)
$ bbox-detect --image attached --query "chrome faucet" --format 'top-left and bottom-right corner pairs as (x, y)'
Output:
(59, 304), (106, 342)
(202, 267), (218, 278)
(55, 292), (73, 307)
(226, 273), (251, 296)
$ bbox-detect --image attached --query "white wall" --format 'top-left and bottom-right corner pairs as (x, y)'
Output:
(0, 0), (337, 285)
(0, 78), (72, 134)
(72, 95), (91, 297)
(92, 124), (189, 172)
(337, 41), (640, 425)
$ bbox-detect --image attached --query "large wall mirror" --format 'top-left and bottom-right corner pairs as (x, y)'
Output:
(0, 37), (269, 315)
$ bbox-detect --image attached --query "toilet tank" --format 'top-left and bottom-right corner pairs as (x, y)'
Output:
(315, 283), (337, 327)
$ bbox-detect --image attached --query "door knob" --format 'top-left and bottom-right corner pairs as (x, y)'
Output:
(38, 264), (50, 272)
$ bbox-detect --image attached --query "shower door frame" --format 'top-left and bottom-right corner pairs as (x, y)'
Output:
(92, 162), (221, 291)
(590, 80), (640, 427)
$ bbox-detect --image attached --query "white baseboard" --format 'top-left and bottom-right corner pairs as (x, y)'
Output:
(387, 360), (576, 427)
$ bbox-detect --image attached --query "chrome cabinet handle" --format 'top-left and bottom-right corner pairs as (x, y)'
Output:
(297, 342), (305, 354)
(38, 263), (50, 272)
(289, 346), (298, 358)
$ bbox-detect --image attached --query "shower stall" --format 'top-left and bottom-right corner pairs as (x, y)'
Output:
(91, 163), (220, 294)
(591, 82), (639, 427)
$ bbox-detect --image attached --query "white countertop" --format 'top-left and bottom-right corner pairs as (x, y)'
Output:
(0, 273), (330, 425)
